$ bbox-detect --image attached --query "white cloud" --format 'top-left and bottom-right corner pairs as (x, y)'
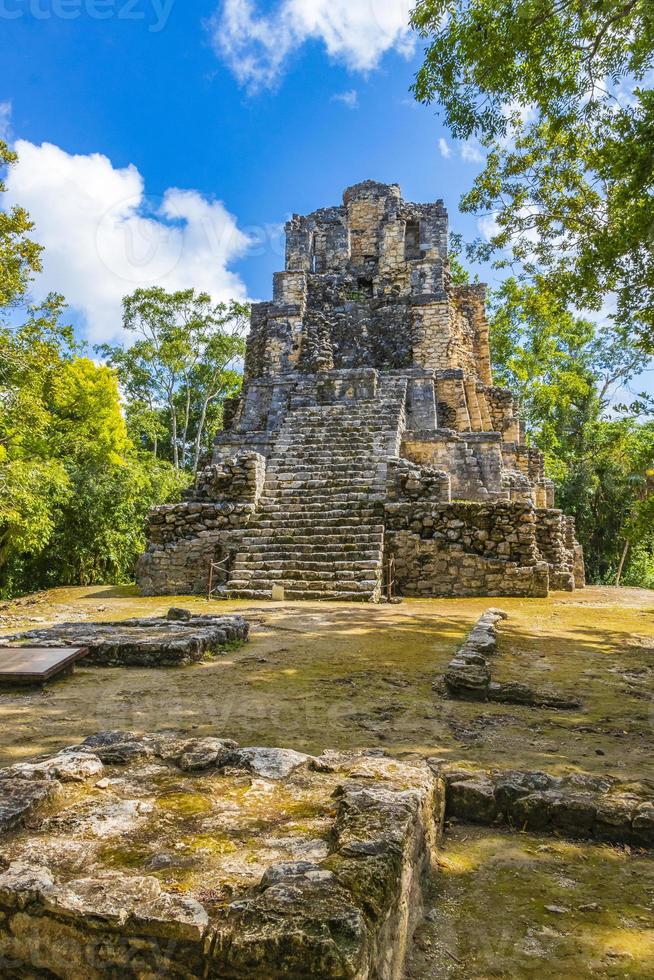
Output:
(0, 101), (12, 141)
(478, 214), (500, 241)
(331, 89), (359, 110)
(461, 139), (485, 164)
(2, 140), (251, 344)
(210, 0), (415, 91)
(437, 137), (451, 159)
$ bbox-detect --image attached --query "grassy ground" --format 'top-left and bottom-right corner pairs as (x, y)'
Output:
(407, 824), (654, 979)
(0, 584), (653, 976)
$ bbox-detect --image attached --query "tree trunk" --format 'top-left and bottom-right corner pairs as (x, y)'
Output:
(193, 397), (210, 475)
(615, 539), (630, 587)
(180, 380), (191, 470)
(169, 399), (179, 469)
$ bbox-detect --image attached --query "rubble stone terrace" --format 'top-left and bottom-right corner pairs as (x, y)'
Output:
(138, 181), (585, 602)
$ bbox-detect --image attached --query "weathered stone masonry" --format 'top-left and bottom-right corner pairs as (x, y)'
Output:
(137, 181), (585, 600)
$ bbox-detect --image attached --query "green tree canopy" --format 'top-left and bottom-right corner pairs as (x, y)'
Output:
(0, 143), (191, 595)
(487, 276), (654, 583)
(412, 0), (654, 347)
(0, 305), (190, 594)
(0, 298), (75, 575)
(100, 287), (249, 473)
(0, 139), (43, 309)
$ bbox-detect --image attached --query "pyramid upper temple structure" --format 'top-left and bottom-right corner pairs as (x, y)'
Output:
(138, 181), (585, 601)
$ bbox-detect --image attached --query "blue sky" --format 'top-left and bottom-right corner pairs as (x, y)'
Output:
(0, 0), (494, 339)
(0, 0), (652, 401)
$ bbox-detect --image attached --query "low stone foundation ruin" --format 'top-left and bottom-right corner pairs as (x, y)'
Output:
(138, 181), (585, 601)
(1, 732), (652, 978)
(443, 609), (581, 708)
(0, 732), (443, 979)
(433, 762), (654, 848)
(0, 612), (249, 668)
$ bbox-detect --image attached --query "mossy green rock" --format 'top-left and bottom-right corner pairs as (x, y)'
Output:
(0, 731), (444, 978)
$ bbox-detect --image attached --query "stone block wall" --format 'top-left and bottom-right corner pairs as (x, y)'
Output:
(194, 451), (266, 505)
(534, 508), (576, 591)
(137, 452), (266, 596)
(402, 430), (504, 501)
(384, 501), (550, 598)
(137, 507), (252, 597)
(386, 458), (451, 504)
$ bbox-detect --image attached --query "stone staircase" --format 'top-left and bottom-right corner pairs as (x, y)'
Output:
(226, 380), (407, 600)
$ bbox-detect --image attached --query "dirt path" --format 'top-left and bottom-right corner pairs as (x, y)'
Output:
(0, 586), (652, 781)
(1, 584), (653, 976)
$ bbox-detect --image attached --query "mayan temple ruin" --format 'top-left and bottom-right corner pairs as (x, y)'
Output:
(137, 180), (585, 601)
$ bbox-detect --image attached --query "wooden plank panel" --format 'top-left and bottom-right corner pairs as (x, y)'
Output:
(0, 647), (88, 684)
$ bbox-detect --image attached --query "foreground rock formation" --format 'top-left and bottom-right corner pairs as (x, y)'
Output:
(1, 730), (652, 978)
(435, 763), (654, 848)
(138, 180), (584, 600)
(0, 733), (443, 979)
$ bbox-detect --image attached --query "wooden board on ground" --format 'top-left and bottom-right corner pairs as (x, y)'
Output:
(0, 647), (89, 686)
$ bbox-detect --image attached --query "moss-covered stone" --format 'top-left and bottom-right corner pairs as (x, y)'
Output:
(0, 733), (444, 978)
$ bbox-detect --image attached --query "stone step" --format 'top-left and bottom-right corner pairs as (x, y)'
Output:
(266, 467), (382, 476)
(263, 484), (381, 496)
(252, 512), (382, 523)
(266, 479), (381, 490)
(275, 441), (390, 449)
(228, 576), (379, 592)
(243, 521), (385, 533)
(235, 537), (383, 550)
(266, 466), (381, 474)
(259, 502), (374, 517)
(276, 428), (389, 435)
(238, 531), (383, 545)
(277, 432), (394, 439)
(280, 413), (400, 424)
(266, 473), (385, 493)
(251, 514), (382, 540)
(257, 500), (382, 512)
(271, 448), (378, 458)
(233, 554), (381, 568)
(256, 499), (381, 509)
(266, 470), (382, 481)
(264, 485), (382, 496)
(267, 470), (383, 481)
(277, 417), (392, 425)
(287, 406), (400, 415)
(232, 552), (381, 563)
(230, 567), (380, 582)
(279, 422), (396, 430)
(270, 449), (390, 458)
(227, 588), (377, 602)
(236, 545), (382, 556)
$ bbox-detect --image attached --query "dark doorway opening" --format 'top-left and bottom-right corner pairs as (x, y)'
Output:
(405, 220), (422, 261)
(357, 276), (374, 298)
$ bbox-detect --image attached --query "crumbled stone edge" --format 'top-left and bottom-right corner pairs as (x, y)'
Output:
(429, 761), (654, 848)
(0, 611), (250, 668)
(0, 733), (446, 980)
(442, 609), (581, 709)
